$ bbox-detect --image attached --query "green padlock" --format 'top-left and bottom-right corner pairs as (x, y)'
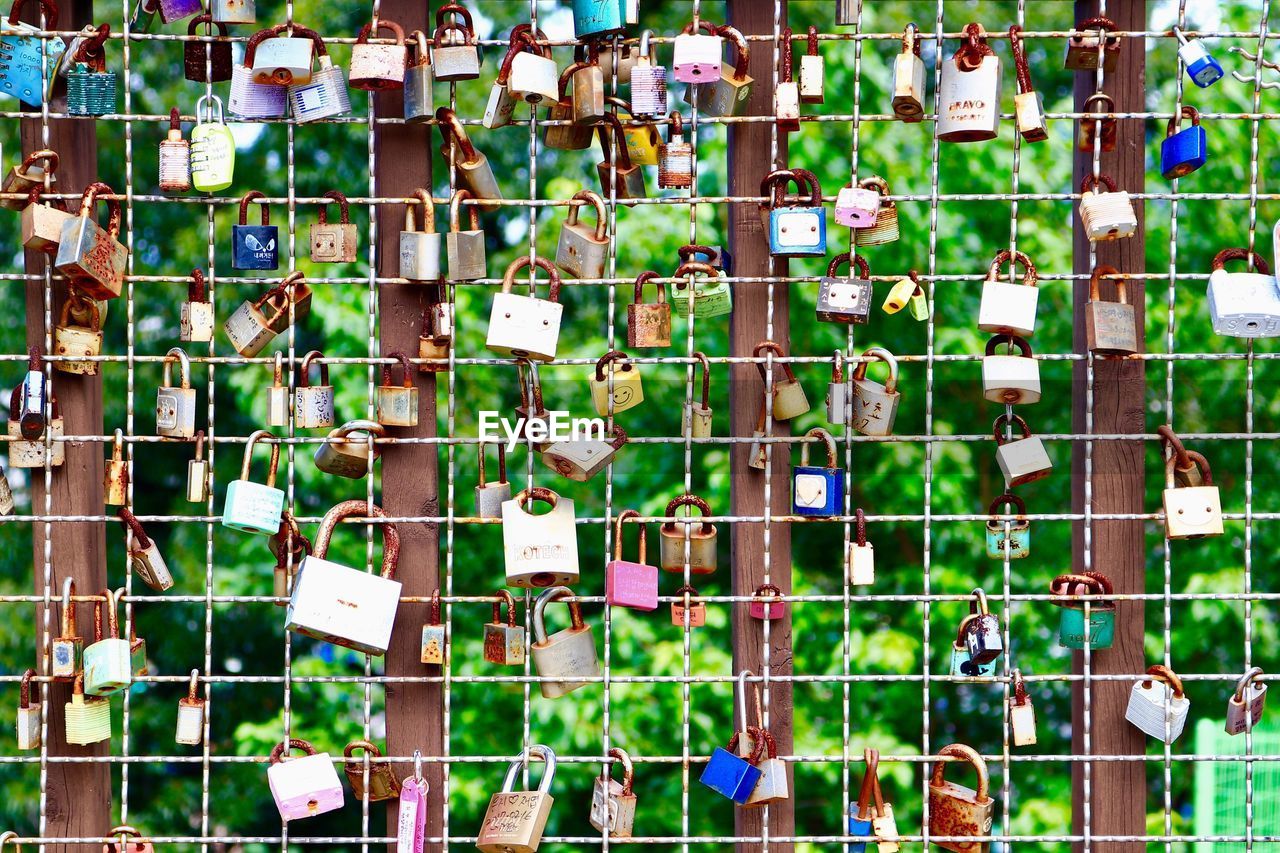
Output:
(1052, 572), (1115, 650)
(883, 269), (929, 321)
(83, 588), (132, 696)
(671, 261), (732, 319)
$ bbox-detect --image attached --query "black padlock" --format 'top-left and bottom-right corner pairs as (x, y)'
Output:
(232, 189), (278, 270)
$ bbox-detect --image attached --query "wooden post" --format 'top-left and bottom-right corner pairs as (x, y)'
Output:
(20, 0), (111, 842)
(726, 2), (793, 850)
(371, 1), (439, 846)
(1071, 1), (1146, 850)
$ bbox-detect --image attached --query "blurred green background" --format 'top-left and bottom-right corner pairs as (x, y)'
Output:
(0, 1), (1277, 850)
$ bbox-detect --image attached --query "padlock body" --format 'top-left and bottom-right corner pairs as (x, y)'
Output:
(1058, 604), (1115, 649)
(221, 478), (285, 534)
(487, 292), (562, 362)
(671, 599), (706, 626)
(484, 621), (526, 665)
(288, 63), (352, 123)
(84, 638), (132, 696)
(589, 365), (643, 416)
(17, 703), (40, 750)
(834, 186), (881, 228)
(541, 438), (617, 482)
(996, 436), (1052, 487)
(477, 790), (553, 853)
(769, 205), (827, 257)
(1079, 190), (1137, 241)
(232, 223), (280, 270)
(252, 36), (313, 85)
(175, 698), (205, 745)
(1162, 484), (1223, 539)
(854, 206), (899, 246)
(631, 63), (667, 116)
(8, 417), (65, 468)
(228, 64), (289, 117)
(770, 379), (811, 421)
(266, 385), (290, 427)
(404, 61), (434, 122)
(744, 755), (789, 807)
(684, 404), (713, 438)
(531, 624), (599, 698)
(309, 222), (358, 263)
(982, 354), (1041, 405)
(54, 323), (103, 376)
(571, 65), (606, 125)
(689, 68), (753, 117)
(1065, 33), (1119, 71)
(978, 280), (1038, 336)
(557, 219), (609, 280)
(502, 495), (579, 587)
(672, 277), (733, 318)
(627, 303), (671, 348)
(659, 526), (716, 574)
(212, 0), (253, 23)
(190, 122), (236, 191)
(130, 541), (175, 591)
(1207, 268), (1280, 338)
(605, 559), (658, 611)
(848, 542), (875, 585)
(475, 481), (512, 520)
(792, 465), (843, 517)
(481, 80), (516, 130)
(287, 554), (402, 655)
(447, 230), (487, 281)
(748, 596), (785, 621)
(345, 755), (401, 802)
(1087, 299), (1138, 355)
(377, 385), (418, 427)
(0, 22), (66, 106)
(22, 202), (73, 253)
(1010, 700), (1037, 746)
(1013, 90), (1049, 142)
(928, 780), (995, 853)
(965, 615), (1004, 664)
(184, 37), (233, 83)
(799, 53), (824, 103)
(950, 644), (999, 679)
(156, 385), (198, 437)
(267, 751), (345, 820)
(892, 52), (925, 121)
(1160, 125), (1206, 179)
(817, 276), (872, 324)
(545, 100), (594, 150)
(432, 43), (479, 82)
(294, 385), (335, 429)
(509, 52), (558, 103)
(658, 139), (693, 188)
(849, 813), (874, 853)
(699, 747), (762, 804)
(314, 436), (376, 479)
(158, 0), (200, 23)
(827, 380), (847, 424)
(400, 230), (442, 281)
(774, 80), (800, 132)
(55, 215), (128, 299)
(52, 636), (82, 679)
(672, 33), (721, 83)
(852, 379), (899, 436)
(1183, 49), (1223, 87)
(181, 300), (215, 342)
(64, 694), (111, 744)
(350, 42), (407, 91)
(596, 160), (646, 200)
(573, 0), (622, 38)
(187, 458), (209, 502)
(590, 777), (636, 837)
(985, 520), (1029, 559)
(420, 623), (445, 665)
(1226, 683), (1268, 735)
(938, 55), (1001, 142)
(1125, 680), (1190, 743)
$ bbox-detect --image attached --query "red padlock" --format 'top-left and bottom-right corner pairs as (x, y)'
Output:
(748, 583), (785, 620)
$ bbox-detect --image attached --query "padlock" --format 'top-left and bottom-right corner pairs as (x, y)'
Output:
(377, 351), (418, 428)
(1065, 15), (1119, 71)
(850, 748), (896, 852)
(854, 179), (899, 247)
(671, 260), (732, 318)
(232, 189), (278, 270)
(891, 22), (925, 120)
(1079, 91), (1117, 152)
(190, 94), (235, 192)
(659, 493), (717, 574)
(287, 500), (401, 655)
(252, 24), (313, 85)
(156, 347), (197, 438)
(628, 270), (671, 347)
(851, 347), (900, 436)
(503, 487), (578, 588)
(748, 583), (785, 621)
(994, 414), (1052, 487)
(267, 738), (345, 821)
(286, 28), (351, 124)
(437, 108), (502, 200)
(755, 340), (810, 420)
(1208, 246), (1280, 338)
(684, 351), (714, 438)
(1086, 265), (1138, 355)
(1051, 572), (1115, 649)
(481, 34), (524, 130)
(796, 25), (824, 103)
(963, 588), (1003, 666)
(938, 23), (1000, 143)
(312, 419), (385, 479)
(84, 589), (131, 696)
(120, 507), (172, 591)
(175, 669), (205, 746)
(53, 294), (102, 376)
(741, 727), (788, 808)
(64, 674), (110, 745)
(12, 346), (47, 442)
(0, 466), (12, 516)
(1, 149), (57, 211)
(400, 188), (441, 281)
(793, 427), (843, 517)
(271, 512), (307, 604)
(763, 169), (826, 258)
(344, 739), (401, 802)
(157, 107), (191, 192)
(673, 18), (721, 84)
(848, 508), (875, 586)
(64, 27), (117, 117)
(978, 248), (1038, 336)
(689, 24), (752, 117)
(1009, 670), (1037, 747)
(430, 2), (480, 82)
(513, 359), (553, 452)
(746, 400), (770, 471)
(419, 300), (453, 372)
(211, 0), (251, 26)
(596, 114), (646, 200)
(556, 190), (609, 280)
(177, 268), (215, 343)
(121, 588), (148, 679)
(1160, 434), (1223, 540)
(103, 429), (126, 506)
(309, 190), (357, 263)
(834, 179), (882, 229)
(883, 272), (931, 320)
(187, 429), (208, 502)
(508, 32), (556, 104)
(1078, 173), (1137, 242)
(605, 508), (658, 611)
(657, 111), (693, 189)
(530, 586), (599, 698)
(486, 255), (562, 362)
(221, 429), (284, 534)
(774, 28), (800, 133)
(55, 181), (128, 300)
(294, 350), (334, 429)
(227, 26), (288, 118)
(541, 425), (627, 482)
(1008, 25), (1048, 143)
(1174, 26), (1222, 87)
(700, 727), (763, 804)
(544, 61), (595, 150)
(484, 589), (525, 665)
(350, 18), (405, 91)
(572, 0), (621, 38)
(16, 668), (39, 750)
(929, 743), (994, 853)
(631, 30), (666, 115)
(982, 335), (1040, 405)
(477, 745), (556, 853)
(51, 578), (81, 680)
(598, 33), (638, 84)
(1125, 665), (1190, 743)
(571, 56), (605, 125)
(403, 29), (434, 123)
(21, 184), (72, 254)
(671, 585), (706, 627)
(1161, 105), (1207, 179)
(0, 0), (65, 106)
(265, 352), (290, 427)
(589, 746), (637, 837)
(184, 15), (232, 82)
(985, 493), (1029, 560)
(1226, 667), (1268, 735)
(817, 252), (872, 324)
(589, 350), (643, 416)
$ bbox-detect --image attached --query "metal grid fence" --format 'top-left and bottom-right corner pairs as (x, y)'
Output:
(1, 0), (1277, 849)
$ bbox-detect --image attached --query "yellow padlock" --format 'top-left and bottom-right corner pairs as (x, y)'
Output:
(613, 102), (661, 166)
(882, 277), (916, 314)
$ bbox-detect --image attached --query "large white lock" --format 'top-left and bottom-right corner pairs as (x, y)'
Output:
(1079, 173), (1137, 242)
(503, 487), (579, 588)
(530, 586), (599, 698)
(978, 249), (1038, 336)
(798, 25), (824, 103)
(938, 23), (1001, 142)
(1226, 667), (1268, 735)
(1009, 670), (1037, 747)
(851, 347), (901, 437)
(486, 255), (563, 362)
(251, 26), (314, 85)
(286, 500), (402, 656)
(1207, 245), (1280, 338)
(267, 737), (345, 820)
(508, 37), (557, 103)
(1125, 665), (1190, 744)
(1160, 432), (1223, 540)
(982, 335), (1040, 406)
(994, 414), (1052, 487)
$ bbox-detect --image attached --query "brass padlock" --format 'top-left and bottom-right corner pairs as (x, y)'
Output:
(628, 270), (671, 348)
(3, 149), (58, 211)
(103, 428), (127, 505)
(1065, 15), (1120, 72)
(313, 419), (386, 479)
(21, 184), (72, 253)
(309, 190), (358, 263)
(685, 351), (713, 438)
(294, 349), (335, 429)
(477, 745), (556, 853)
(419, 299), (453, 373)
(570, 54), (604, 125)
(1009, 25), (1048, 143)
(589, 350), (643, 416)
(437, 107), (501, 200)
(484, 589), (525, 665)
(1158, 426), (1223, 539)
(53, 293), (103, 376)
(755, 340), (809, 421)
(555, 189), (609, 280)
(545, 60), (596, 150)
(530, 586), (599, 698)
(377, 351), (418, 427)
(343, 740), (402, 802)
(659, 493), (717, 574)
(928, 743), (994, 853)
(596, 113), (646, 200)
(1086, 265), (1138, 355)
(187, 429), (209, 502)
(180, 268), (214, 343)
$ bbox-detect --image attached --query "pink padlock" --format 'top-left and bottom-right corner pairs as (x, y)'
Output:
(749, 583), (786, 620)
(672, 19), (723, 84)
(266, 737), (345, 821)
(834, 177), (885, 228)
(605, 509), (659, 611)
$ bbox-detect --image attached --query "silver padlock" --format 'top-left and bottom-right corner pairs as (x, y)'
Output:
(175, 668), (206, 746)
(630, 30), (666, 116)
(685, 351), (714, 438)
(486, 255), (563, 362)
(530, 585), (599, 699)
(403, 29), (434, 123)
(228, 28), (289, 117)
(817, 252), (872, 324)
(596, 114), (646, 200)
(545, 61), (596, 150)
(251, 24), (313, 85)
(437, 107), (501, 200)
(590, 747), (637, 837)
(187, 429), (209, 502)
(502, 487), (579, 588)
(1207, 246), (1280, 339)
(400, 188), (441, 282)
(1079, 173), (1137, 242)
(309, 190), (358, 263)
(266, 351), (290, 428)
(286, 30), (351, 124)
(222, 277), (297, 357)
(16, 668), (40, 750)
(376, 352), (418, 428)
(1226, 667), (1268, 735)
(1125, 665), (1190, 743)
(755, 340), (810, 421)
(848, 508), (875, 586)
(541, 424), (628, 482)
(938, 23), (1001, 142)
(978, 249), (1038, 336)
(430, 2), (480, 82)
(482, 34), (522, 130)
(294, 349), (335, 430)
(313, 420), (385, 479)
(556, 190), (609, 280)
(982, 335), (1040, 405)
(851, 347), (900, 437)
(994, 414), (1052, 487)
(475, 441), (511, 519)
(119, 506), (173, 591)
(157, 347), (197, 438)
(892, 23), (925, 121)
(570, 57), (604, 124)
(446, 188), (486, 281)
(774, 28), (800, 133)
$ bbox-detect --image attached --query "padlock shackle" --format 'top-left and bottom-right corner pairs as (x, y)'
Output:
(984, 334), (1033, 360)
(58, 293), (100, 332)
(1083, 91), (1115, 116)
(328, 419), (385, 446)
(426, 588), (441, 626)
(779, 26), (793, 83)
(693, 350), (711, 408)
(513, 485), (558, 515)
(1165, 104), (1199, 137)
(269, 736), (319, 764)
(162, 346), (192, 390)
(16, 667), (36, 708)
(109, 428), (122, 461)
(316, 190), (350, 226)
(672, 261), (718, 291)
(854, 507), (868, 547)
(735, 668), (761, 733)
(1050, 572), (1112, 599)
(850, 345), (899, 391)
(1088, 265), (1128, 305)
(931, 742), (990, 801)
(195, 93), (224, 126)
(184, 667), (200, 701)
(725, 726), (766, 766)
(298, 349), (328, 388)
(188, 13), (227, 36)
(633, 270), (666, 305)
(1075, 15), (1118, 35)
(356, 18), (404, 46)
(663, 493), (713, 532)
(900, 21), (921, 56)
(500, 743), (557, 794)
(516, 358), (545, 414)
(406, 29), (432, 67)
(406, 189), (435, 235)
(676, 243), (717, 263)
(761, 168), (798, 209)
(238, 189), (269, 226)
(993, 413), (1032, 444)
(167, 105), (182, 134)
(567, 189), (608, 240)
(188, 268), (206, 304)
(752, 583), (782, 600)
(604, 746), (634, 794)
(242, 23), (287, 69)
(594, 349), (631, 382)
(753, 339), (799, 384)
(1142, 664), (1185, 698)
(343, 738), (382, 760)
(1008, 24), (1034, 95)
(17, 148), (59, 179)
(800, 427), (838, 469)
(432, 2), (474, 44)
(192, 429), (205, 462)
(556, 59), (586, 99)
(953, 22), (994, 72)
(382, 351), (413, 389)
(313, 500), (400, 580)
(60, 576), (76, 636)
(240, 429), (280, 488)
(491, 588), (517, 627)
(1183, 449), (1214, 486)
(1211, 247), (1271, 275)
(93, 586), (118, 641)
(987, 492), (1026, 518)
(1079, 172), (1118, 195)
(854, 747), (879, 820)
(826, 251), (868, 281)
(1233, 666), (1266, 702)
(448, 188), (478, 233)
(613, 508), (646, 564)
(70, 22), (109, 68)
(969, 587), (991, 618)
(1012, 669), (1030, 707)
(78, 181), (122, 239)
(714, 23), (750, 80)
(987, 248), (1037, 287)
(26, 182), (66, 211)
(500, 254), (561, 303)
(6, 0), (56, 28)
(477, 439), (507, 486)
(532, 585), (585, 645)
(435, 107), (479, 164)
(596, 113), (634, 171)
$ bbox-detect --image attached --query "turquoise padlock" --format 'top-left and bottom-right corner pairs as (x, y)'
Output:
(221, 429), (284, 535)
(848, 747), (882, 852)
(949, 615), (998, 679)
(671, 260), (733, 318)
(84, 589), (132, 696)
(572, 0), (622, 39)
(985, 492), (1030, 559)
(1053, 572), (1116, 649)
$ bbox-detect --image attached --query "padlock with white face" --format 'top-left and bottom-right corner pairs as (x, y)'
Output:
(1079, 173), (1137, 242)
(848, 509), (875, 585)
(799, 26), (824, 103)
(502, 488), (579, 588)
(1126, 666), (1190, 743)
(175, 669), (206, 745)
(293, 350), (335, 430)
(938, 23), (1001, 142)
(978, 249), (1039, 336)
(982, 335), (1040, 405)
(741, 727), (789, 807)
(672, 20), (721, 83)
(1226, 668), (1268, 735)
(994, 414), (1052, 487)
(267, 738), (345, 820)
(508, 38), (557, 104)
(486, 255), (563, 362)
(1208, 245), (1280, 338)
(818, 253), (873, 325)
(16, 668), (40, 750)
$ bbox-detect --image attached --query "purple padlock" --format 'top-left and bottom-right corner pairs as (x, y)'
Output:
(673, 20), (722, 84)
(835, 178), (885, 229)
(158, 0), (201, 23)
(605, 509), (658, 611)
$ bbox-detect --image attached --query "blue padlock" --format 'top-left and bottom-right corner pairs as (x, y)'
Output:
(1161, 106), (1206, 180)
(232, 189), (279, 270)
(572, 0), (622, 39)
(848, 747), (884, 852)
(765, 168), (827, 258)
(792, 427), (843, 518)
(1175, 27), (1223, 87)
(699, 739), (762, 804)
